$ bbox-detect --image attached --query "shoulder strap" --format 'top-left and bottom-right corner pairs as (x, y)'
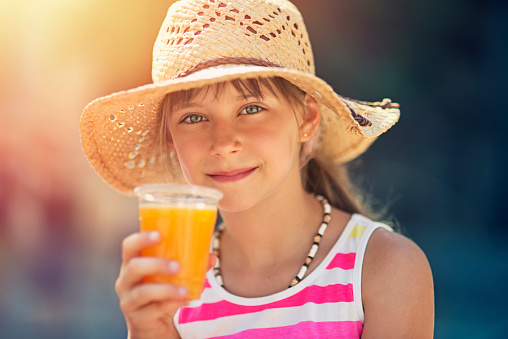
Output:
(352, 222), (393, 323)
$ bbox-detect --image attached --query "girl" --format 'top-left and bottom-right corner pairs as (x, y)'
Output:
(80, 0), (434, 338)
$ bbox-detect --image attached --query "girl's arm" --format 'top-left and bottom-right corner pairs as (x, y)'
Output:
(360, 229), (435, 338)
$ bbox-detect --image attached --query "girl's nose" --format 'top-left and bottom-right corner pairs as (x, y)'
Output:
(209, 126), (242, 158)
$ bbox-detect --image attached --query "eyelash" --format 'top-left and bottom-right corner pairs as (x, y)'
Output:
(181, 114), (207, 124)
(241, 104), (264, 115)
(180, 105), (264, 124)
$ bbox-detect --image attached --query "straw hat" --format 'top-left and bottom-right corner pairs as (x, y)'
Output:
(80, 0), (400, 195)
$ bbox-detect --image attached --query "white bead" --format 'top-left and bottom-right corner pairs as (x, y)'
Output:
(318, 223), (327, 235)
(324, 204), (331, 214)
(297, 265), (307, 279)
(309, 244), (318, 257)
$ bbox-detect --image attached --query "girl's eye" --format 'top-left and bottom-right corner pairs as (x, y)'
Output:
(182, 114), (206, 124)
(241, 105), (263, 115)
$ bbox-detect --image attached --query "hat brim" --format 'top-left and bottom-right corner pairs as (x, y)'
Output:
(80, 64), (399, 195)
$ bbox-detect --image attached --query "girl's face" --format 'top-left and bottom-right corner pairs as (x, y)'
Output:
(167, 83), (309, 212)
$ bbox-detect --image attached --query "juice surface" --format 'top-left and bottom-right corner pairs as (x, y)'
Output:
(139, 205), (217, 299)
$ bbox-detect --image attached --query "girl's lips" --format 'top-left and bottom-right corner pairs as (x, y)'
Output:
(207, 167), (258, 183)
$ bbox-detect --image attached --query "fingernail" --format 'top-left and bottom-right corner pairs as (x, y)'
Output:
(168, 261), (180, 272)
(148, 231), (160, 241)
(177, 287), (188, 296)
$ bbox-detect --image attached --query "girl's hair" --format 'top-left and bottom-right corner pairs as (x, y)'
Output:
(160, 77), (373, 217)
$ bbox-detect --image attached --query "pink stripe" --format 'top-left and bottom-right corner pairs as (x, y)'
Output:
(326, 252), (356, 270)
(179, 283), (354, 324)
(208, 321), (363, 339)
(203, 279), (211, 289)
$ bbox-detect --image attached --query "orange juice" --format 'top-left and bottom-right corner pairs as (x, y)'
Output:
(139, 205), (218, 300)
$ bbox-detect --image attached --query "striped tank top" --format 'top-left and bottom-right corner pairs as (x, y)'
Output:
(174, 214), (393, 338)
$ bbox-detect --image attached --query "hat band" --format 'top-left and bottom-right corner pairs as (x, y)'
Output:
(342, 98), (400, 127)
(176, 57), (283, 78)
(342, 101), (373, 127)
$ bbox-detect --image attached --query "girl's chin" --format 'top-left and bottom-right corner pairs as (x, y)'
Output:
(217, 195), (257, 213)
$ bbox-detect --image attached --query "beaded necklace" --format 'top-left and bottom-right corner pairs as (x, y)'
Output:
(211, 195), (331, 289)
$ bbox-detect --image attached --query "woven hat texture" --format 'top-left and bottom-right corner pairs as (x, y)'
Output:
(80, 0), (400, 195)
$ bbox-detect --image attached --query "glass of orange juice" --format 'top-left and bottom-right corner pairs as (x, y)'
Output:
(134, 184), (223, 300)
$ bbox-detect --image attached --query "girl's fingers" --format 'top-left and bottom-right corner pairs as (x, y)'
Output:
(118, 257), (180, 292)
(120, 283), (189, 314)
(121, 231), (161, 265)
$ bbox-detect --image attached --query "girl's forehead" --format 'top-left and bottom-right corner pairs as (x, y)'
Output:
(192, 83), (274, 102)
(169, 80), (277, 110)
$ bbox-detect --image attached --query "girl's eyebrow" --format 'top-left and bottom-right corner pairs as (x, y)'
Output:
(170, 102), (202, 113)
(232, 92), (259, 101)
(235, 92), (275, 101)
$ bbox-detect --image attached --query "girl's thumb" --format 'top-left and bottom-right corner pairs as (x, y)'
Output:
(208, 253), (218, 271)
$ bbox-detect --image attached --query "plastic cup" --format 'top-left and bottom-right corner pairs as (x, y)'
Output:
(134, 184), (223, 300)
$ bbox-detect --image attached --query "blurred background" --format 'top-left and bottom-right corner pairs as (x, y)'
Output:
(0, 0), (506, 338)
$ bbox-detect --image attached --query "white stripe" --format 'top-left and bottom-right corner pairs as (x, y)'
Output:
(178, 300), (360, 338)
(312, 267), (354, 286)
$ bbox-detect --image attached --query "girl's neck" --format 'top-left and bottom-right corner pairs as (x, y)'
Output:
(218, 185), (323, 269)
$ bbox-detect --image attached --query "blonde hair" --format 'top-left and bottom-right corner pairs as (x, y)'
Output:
(160, 77), (372, 216)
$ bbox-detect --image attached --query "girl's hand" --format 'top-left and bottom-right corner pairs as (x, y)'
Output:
(115, 231), (216, 339)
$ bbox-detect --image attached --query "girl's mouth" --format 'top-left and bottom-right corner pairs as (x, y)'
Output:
(207, 167), (258, 183)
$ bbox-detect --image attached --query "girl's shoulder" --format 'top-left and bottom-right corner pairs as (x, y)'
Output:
(363, 227), (432, 283)
(361, 226), (435, 337)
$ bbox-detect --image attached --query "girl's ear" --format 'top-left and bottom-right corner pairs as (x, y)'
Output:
(300, 95), (321, 141)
